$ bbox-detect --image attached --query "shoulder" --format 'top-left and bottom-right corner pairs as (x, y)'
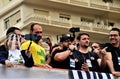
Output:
(0, 51), (8, 55)
(89, 52), (99, 57)
(0, 45), (7, 51)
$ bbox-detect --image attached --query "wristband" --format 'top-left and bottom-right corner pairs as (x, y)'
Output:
(67, 48), (72, 51)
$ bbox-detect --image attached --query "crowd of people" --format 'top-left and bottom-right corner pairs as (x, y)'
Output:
(0, 23), (120, 77)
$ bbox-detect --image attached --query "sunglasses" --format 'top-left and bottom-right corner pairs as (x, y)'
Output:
(35, 31), (42, 34)
(109, 34), (119, 37)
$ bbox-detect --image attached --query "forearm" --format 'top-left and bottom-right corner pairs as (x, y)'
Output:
(24, 56), (34, 67)
(54, 50), (71, 61)
(106, 59), (115, 73)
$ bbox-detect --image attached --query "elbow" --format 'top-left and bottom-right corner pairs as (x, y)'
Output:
(54, 55), (64, 62)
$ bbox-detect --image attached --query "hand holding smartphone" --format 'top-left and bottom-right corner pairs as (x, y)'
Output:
(42, 38), (50, 43)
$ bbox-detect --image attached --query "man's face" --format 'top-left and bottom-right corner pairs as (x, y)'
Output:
(62, 39), (71, 48)
(109, 31), (120, 45)
(92, 43), (100, 50)
(79, 35), (90, 48)
(14, 30), (21, 37)
(31, 24), (42, 38)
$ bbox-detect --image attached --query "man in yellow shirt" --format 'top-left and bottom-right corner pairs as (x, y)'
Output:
(21, 23), (46, 65)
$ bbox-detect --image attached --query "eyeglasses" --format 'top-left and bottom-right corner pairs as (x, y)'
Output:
(109, 34), (119, 37)
(35, 31), (42, 34)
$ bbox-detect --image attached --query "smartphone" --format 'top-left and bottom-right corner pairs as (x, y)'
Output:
(24, 34), (38, 41)
(42, 38), (50, 43)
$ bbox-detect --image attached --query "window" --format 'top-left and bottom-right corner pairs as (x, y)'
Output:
(34, 9), (49, 16)
(4, 19), (10, 29)
(4, 10), (21, 29)
(103, 0), (113, 3)
(108, 22), (114, 27)
(81, 17), (94, 23)
(59, 14), (71, 21)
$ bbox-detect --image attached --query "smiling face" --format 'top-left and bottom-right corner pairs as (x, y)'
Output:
(109, 30), (120, 46)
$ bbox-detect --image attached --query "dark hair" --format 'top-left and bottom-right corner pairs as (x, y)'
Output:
(110, 28), (120, 36)
(77, 33), (89, 40)
(6, 27), (20, 36)
(30, 23), (41, 31)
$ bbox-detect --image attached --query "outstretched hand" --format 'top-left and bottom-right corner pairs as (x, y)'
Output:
(112, 71), (120, 77)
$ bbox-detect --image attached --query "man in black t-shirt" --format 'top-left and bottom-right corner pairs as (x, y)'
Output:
(72, 33), (101, 72)
(103, 28), (120, 76)
(50, 34), (75, 69)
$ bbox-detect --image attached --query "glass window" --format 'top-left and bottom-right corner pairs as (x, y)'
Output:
(4, 19), (10, 29)
(4, 10), (21, 29)
(34, 9), (49, 16)
(81, 17), (94, 23)
(59, 14), (71, 21)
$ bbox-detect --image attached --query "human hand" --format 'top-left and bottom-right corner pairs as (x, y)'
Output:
(35, 64), (52, 68)
(5, 60), (14, 67)
(81, 62), (89, 71)
(51, 46), (62, 53)
(25, 50), (31, 57)
(112, 71), (120, 77)
(100, 47), (108, 56)
(69, 44), (75, 51)
(93, 49), (100, 54)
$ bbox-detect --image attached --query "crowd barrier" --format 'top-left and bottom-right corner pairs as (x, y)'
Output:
(0, 64), (120, 79)
(69, 70), (120, 79)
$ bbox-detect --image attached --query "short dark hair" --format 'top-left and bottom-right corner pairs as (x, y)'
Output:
(110, 28), (120, 36)
(6, 27), (20, 36)
(30, 23), (41, 31)
(77, 33), (89, 40)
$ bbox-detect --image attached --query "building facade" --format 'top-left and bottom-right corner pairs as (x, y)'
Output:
(0, 0), (120, 45)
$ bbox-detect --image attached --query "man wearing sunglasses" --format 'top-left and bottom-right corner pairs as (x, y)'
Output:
(103, 28), (120, 76)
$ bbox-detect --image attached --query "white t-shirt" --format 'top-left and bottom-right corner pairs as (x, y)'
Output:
(8, 49), (25, 64)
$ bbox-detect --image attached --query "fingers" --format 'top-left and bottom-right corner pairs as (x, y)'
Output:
(112, 72), (120, 77)
(25, 50), (31, 57)
(100, 47), (108, 55)
(69, 45), (75, 51)
(5, 60), (14, 67)
(81, 62), (89, 71)
(44, 64), (52, 68)
(34, 64), (52, 69)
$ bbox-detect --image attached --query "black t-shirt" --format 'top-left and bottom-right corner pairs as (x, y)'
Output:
(50, 48), (100, 71)
(105, 43), (120, 71)
(50, 49), (70, 69)
(70, 50), (100, 72)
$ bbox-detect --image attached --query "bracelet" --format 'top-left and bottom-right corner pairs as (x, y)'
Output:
(67, 48), (72, 51)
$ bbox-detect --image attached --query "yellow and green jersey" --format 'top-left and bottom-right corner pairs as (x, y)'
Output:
(21, 40), (46, 65)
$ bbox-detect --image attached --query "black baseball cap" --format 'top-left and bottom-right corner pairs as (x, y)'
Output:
(60, 34), (74, 42)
